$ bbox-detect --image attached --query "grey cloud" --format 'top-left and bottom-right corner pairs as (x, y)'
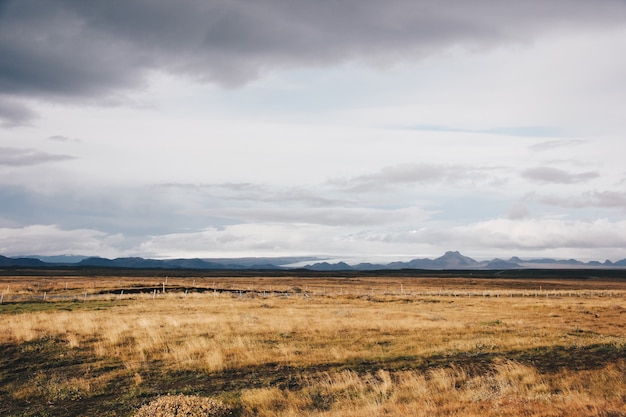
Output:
(0, 2), (148, 98)
(48, 135), (81, 143)
(529, 139), (587, 152)
(336, 163), (499, 192)
(154, 182), (430, 226)
(584, 191), (626, 209)
(376, 218), (626, 252)
(206, 206), (429, 227)
(538, 191), (626, 210)
(1, 0), (625, 104)
(0, 147), (76, 166)
(156, 182), (350, 207)
(521, 167), (599, 184)
(0, 224), (124, 258)
(0, 184), (231, 239)
(507, 203), (531, 220)
(0, 98), (37, 127)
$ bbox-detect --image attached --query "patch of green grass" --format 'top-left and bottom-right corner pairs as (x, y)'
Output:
(0, 300), (122, 315)
(479, 319), (503, 326)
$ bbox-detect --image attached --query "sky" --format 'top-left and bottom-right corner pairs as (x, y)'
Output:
(1, 0), (626, 263)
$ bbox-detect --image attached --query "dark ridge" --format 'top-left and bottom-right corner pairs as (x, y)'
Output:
(1, 266), (626, 281)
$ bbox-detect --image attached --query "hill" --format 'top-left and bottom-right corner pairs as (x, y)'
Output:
(2, 252), (626, 271)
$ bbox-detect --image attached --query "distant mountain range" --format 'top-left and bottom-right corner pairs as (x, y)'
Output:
(304, 251), (626, 271)
(2, 251), (626, 270)
(0, 255), (312, 270)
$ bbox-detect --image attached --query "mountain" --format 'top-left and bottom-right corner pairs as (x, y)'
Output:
(352, 262), (387, 271)
(519, 257), (584, 265)
(168, 258), (232, 269)
(388, 258), (434, 269)
(485, 259), (521, 269)
(24, 254), (89, 263)
(206, 256), (318, 267)
(615, 258), (626, 267)
(77, 257), (117, 267)
(0, 255), (47, 267)
(300, 251), (626, 271)
(1, 253), (625, 271)
(76, 257), (230, 269)
(75, 256), (284, 270)
(432, 251), (480, 268)
(304, 261), (353, 271)
(371, 251), (480, 270)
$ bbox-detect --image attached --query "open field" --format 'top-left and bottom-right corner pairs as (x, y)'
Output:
(1, 270), (625, 416)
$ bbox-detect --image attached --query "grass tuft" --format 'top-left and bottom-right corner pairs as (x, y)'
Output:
(134, 394), (235, 417)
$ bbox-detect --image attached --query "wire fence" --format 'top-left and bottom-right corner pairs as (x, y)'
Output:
(1, 284), (623, 305)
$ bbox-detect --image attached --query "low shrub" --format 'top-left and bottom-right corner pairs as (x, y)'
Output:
(134, 394), (234, 417)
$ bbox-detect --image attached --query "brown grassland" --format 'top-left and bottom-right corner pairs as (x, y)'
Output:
(0, 270), (625, 416)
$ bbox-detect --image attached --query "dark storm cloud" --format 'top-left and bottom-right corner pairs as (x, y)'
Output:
(1, 0), (625, 105)
(521, 167), (599, 184)
(0, 147), (76, 166)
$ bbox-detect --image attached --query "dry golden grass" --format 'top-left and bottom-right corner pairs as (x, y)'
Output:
(2, 293), (622, 372)
(235, 360), (626, 417)
(1, 274), (625, 416)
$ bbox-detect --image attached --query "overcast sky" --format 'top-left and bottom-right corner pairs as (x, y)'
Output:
(2, 0), (626, 262)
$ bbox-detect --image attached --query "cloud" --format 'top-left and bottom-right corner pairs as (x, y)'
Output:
(1, 0), (625, 104)
(529, 139), (587, 152)
(204, 206), (431, 227)
(156, 182), (347, 207)
(449, 218), (626, 251)
(47, 135), (81, 143)
(136, 216), (626, 261)
(0, 224), (124, 257)
(360, 217), (626, 260)
(335, 163), (503, 192)
(507, 203), (531, 220)
(537, 190), (626, 210)
(154, 182), (432, 226)
(137, 223), (340, 258)
(521, 167), (599, 184)
(0, 97), (37, 127)
(407, 125), (561, 137)
(0, 147), (76, 166)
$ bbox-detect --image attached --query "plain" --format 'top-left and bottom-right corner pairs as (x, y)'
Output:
(1, 272), (625, 416)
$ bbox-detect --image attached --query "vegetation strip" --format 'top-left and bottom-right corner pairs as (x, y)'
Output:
(1, 274), (625, 416)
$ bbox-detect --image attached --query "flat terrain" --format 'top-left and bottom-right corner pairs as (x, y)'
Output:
(1, 269), (625, 416)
